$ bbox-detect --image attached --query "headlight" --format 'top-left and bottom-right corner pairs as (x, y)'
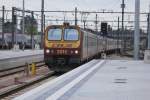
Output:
(75, 50), (78, 54)
(46, 49), (50, 53)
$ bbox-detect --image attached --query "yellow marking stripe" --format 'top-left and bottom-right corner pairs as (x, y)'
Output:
(45, 41), (80, 48)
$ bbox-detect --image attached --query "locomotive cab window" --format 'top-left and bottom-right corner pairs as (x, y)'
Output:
(64, 29), (79, 41)
(48, 28), (62, 40)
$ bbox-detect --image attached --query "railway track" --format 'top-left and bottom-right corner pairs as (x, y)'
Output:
(0, 67), (56, 100)
(0, 61), (45, 78)
(0, 61), (62, 99)
(0, 71), (56, 99)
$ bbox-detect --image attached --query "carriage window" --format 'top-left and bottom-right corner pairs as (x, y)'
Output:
(64, 29), (79, 41)
(48, 28), (62, 40)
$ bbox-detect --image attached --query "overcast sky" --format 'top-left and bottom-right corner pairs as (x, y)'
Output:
(0, 0), (150, 12)
(0, 0), (149, 30)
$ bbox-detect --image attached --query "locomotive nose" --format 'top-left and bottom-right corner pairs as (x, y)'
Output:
(56, 58), (66, 65)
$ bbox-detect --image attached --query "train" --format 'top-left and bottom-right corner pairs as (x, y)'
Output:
(44, 23), (122, 72)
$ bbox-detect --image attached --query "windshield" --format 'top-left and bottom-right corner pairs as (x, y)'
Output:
(64, 29), (79, 41)
(48, 28), (62, 40)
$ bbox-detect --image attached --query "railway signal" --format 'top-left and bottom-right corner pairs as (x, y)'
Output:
(101, 22), (108, 36)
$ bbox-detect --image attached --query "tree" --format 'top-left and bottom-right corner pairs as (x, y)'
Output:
(20, 15), (38, 49)
(4, 21), (12, 33)
(20, 15), (38, 35)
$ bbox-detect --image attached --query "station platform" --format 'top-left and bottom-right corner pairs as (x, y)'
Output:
(0, 50), (44, 70)
(14, 59), (150, 100)
(0, 50), (43, 60)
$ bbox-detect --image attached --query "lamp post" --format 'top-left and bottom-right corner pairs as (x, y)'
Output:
(134, 0), (140, 60)
(41, 0), (44, 49)
(22, 0), (25, 50)
(121, 0), (125, 52)
(2, 6), (5, 49)
(148, 4), (150, 49)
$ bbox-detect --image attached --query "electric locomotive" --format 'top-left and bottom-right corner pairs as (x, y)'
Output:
(44, 23), (82, 72)
(44, 23), (121, 72)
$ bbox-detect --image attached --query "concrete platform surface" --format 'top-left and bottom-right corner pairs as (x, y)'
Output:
(0, 50), (43, 70)
(0, 50), (43, 60)
(13, 60), (150, 100)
